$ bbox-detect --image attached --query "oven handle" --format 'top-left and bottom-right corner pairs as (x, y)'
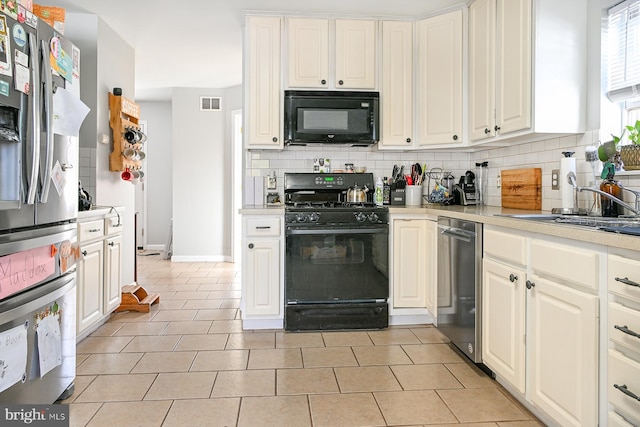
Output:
(287, 227), (388, 235)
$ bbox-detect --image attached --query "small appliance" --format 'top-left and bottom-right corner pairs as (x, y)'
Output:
(453, 171), (478, 206)
(284, 90), (379, 146)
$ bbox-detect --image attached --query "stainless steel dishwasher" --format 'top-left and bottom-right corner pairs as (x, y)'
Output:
(437, 217), (483, 363)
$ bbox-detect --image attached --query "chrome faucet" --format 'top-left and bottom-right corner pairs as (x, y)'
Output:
(567, 172), (640, 216)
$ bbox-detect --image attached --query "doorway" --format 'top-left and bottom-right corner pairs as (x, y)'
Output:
(232, 110), (242, 263)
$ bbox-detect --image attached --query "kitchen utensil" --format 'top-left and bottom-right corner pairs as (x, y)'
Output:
(346, 183), (369, 202)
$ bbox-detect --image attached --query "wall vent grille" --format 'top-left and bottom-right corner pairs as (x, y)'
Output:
(200, 97), (221, 111)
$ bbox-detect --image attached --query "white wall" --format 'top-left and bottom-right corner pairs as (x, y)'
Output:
(66, 13), (137, 286)
(137, 101), (172, 248)
(171, 86), (242, 261)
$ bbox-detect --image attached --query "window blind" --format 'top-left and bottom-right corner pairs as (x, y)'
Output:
(607, 0), (640, 102)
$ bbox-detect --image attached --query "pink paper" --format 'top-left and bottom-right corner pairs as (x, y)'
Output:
(0, 246), (55, 300)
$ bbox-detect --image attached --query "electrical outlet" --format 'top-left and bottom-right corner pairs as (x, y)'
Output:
(551, 169), (560, 190)
(496, 175), (501, 188)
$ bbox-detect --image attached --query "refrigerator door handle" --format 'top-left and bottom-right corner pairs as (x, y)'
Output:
(39, 38), (54, 204)
(26, 32), (41, 205)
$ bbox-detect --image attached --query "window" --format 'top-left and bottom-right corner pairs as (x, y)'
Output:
(607, 0), (640, 102)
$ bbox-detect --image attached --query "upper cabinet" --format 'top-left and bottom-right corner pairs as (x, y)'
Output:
(469, 0), (586, 143)
(416, 10), (463, 146)
(380, 20), (413, 148)
(246, 16), (283, 149)
(287, 18), (376, 90)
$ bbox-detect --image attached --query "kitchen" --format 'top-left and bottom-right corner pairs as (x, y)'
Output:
(1, 0), (639, 426)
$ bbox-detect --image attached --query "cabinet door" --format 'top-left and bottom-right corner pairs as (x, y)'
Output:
(528, 274), (598, 427)
(287, 18), (329, 88)
(469, 0), (496, 141)
(417, 10), (463, 145)
(380, 20), (413, 148)
(495, 0), (531, 135)
(393, 220), (427, 308)
(482, 258), (526, 393)
(77, 241), (104, 334)
(104, 235), (122, 313)
(247, 16), (282, 148)
(424, 220), (438, 317)
(335, 19), (376, 89)
(245, 239), (280, 316)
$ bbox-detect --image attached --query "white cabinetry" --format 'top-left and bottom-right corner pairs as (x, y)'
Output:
(246, 16), (282, 149)
(287, 18), (376, 90)
(468, 0), (585, 143)
(380, 20), (413, 148)
(77, 212), (124, 341)
(389, 216), (437, 324)
(482, 226), (599, 427)
(607, 251), (640, 426)
(416, 10), (463, 146)
(241, 215), (283, 329)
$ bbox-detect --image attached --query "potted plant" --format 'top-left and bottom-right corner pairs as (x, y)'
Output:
(620, 120), (640, 170)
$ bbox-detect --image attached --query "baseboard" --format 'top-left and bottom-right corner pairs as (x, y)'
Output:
(242, 318), (283, 330)
(144, 244), (165, 251)
(170, 255), (230, 262)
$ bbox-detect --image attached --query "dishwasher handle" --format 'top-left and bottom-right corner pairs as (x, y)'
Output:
(439, 226), (475, 243)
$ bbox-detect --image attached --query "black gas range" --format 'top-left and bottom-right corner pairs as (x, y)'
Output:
(283, 173), (389, 331)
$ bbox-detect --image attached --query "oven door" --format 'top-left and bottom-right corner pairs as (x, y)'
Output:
(285, 225), (389, 304)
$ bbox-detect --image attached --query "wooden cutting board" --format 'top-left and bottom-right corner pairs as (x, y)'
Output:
(501, 168), (542, 210)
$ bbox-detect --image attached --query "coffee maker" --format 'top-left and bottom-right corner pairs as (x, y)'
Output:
(453, 171), (477, 206)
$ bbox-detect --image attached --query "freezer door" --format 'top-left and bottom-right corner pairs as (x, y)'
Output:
(0, 274), (76, 404)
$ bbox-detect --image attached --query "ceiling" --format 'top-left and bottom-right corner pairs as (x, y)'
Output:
(41, 0), (466, 101)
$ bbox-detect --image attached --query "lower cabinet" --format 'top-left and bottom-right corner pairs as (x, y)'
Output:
(482, 226), (599, 427)
(390, 216), (437, 323)
(77, 213), (123, 340)
(241, 215), (283, 328)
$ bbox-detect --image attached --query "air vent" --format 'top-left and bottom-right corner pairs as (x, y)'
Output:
(200, 97), (221, 111)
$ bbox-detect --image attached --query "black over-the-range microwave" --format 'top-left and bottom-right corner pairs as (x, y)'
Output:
(284, 90), (380, 146)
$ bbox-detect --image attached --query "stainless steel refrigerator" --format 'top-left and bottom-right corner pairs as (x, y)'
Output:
(0, 9), (86, 404)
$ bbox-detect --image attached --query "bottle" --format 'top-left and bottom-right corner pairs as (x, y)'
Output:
(382, 177), (391, 205)
(375, 177), (384, 206)
(600, 163), (622, 217)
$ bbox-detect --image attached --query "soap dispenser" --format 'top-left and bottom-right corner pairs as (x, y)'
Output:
(600, 162), (622, 217)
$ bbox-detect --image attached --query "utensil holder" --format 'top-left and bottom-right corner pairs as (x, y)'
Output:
(405, 185), (423, 206)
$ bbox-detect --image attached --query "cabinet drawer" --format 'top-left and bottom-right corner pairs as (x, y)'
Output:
(609, 349), (640, 420)
(530, 239), (599, 290)
(609, 301), (640, 354)
(484, 228), (527, 266)
(78, 220), (105, 243)
(609, 254), (640, 304)
(246, 217), (280, 237)
(105, 216), (123, 236)
(609, 410), (637, 427)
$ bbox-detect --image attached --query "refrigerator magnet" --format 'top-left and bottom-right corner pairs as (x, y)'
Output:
(13, 62), (28, 94)
(0, 80), (9, 97)
(12, 23), (26, 48)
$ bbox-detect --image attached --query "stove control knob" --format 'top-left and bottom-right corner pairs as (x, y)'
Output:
(296, 213), (307, 223)
(308, 212), (320, 222)
(368, 213), (379, 223)
(355, 212), (367, 223)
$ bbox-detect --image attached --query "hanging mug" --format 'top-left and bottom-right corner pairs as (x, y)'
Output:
(121, 167), (132, 181)
(124, 129), (138, 143)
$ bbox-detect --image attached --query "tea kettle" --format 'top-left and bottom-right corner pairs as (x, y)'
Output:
(346, 183), (369, 203)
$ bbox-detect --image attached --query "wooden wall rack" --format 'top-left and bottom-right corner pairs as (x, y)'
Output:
(109, 92), (142, 172)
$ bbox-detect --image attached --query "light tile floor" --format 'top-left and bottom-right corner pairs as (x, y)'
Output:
(66, 253), (543, 427)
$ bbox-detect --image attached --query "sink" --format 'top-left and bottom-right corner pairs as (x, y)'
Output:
(496, 213), (640, 236)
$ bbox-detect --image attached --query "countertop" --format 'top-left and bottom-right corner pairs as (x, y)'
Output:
(78, 205), (125, 221)
(240, 204), (640, 251)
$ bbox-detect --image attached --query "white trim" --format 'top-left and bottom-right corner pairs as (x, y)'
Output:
(242, 318), (284, 330)
(170, 255), (232, 262)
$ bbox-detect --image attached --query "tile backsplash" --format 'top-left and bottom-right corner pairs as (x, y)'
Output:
(246, 130), (640, 212)
(79, 147), (97, 200)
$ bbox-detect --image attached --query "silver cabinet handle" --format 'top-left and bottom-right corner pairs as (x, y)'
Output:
(88, 229), (101, 233)
(509, 274), (518, 283)
(256, 226), (271, 230)
(81, 250), (87, 256)
(526, 280), (535, 290)
(248, 243), (254, 249)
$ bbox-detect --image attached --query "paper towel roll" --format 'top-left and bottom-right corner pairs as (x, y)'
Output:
(560, 157), (576, 209)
